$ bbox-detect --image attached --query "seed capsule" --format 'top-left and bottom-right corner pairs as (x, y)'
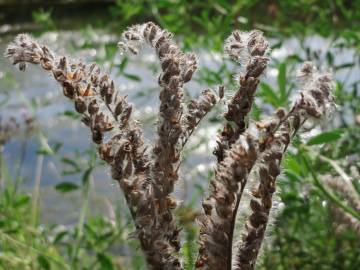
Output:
(62, 81), (75, 98)
(114, 101), (123, 117)
(88, 100), (99, 115)
(218, 85), (225, 99)
(53, 69), (66, 82)
(74, 98), (86, 113)
(41, 60), (52, 71)
(92, 128), (103, 144)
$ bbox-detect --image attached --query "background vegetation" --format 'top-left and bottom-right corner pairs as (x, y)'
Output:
(0, 1), (359, 269)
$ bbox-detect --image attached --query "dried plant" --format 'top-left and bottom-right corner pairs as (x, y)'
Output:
(321, 170), (360, 238)
(5, 22), (335, 270)
(0, 114), (34, 147)
(0, 117), (19, 147)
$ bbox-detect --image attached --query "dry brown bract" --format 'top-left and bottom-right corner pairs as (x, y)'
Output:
(5, 22), (335, 270)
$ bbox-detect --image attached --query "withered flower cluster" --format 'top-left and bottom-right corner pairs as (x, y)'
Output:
(0, 117), (19, 146)
(5, 33), (158, 267)
(0, 114), (33, 146)
(321, 171), (360, 238)
(214, 30), (269, 162)
(5, 22), (335, 270)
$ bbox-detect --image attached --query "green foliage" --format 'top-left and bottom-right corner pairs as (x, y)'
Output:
(108, 0), (360, 50)
(0, 168), (139, 270)
(32, 8), (55, 32)
(307, 129), (344, 146)
(260, 192), (360, 270)
(0, 183), (68, 269)
(55, 182), (79, 193)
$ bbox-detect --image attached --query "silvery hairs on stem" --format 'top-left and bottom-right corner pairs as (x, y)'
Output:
(196, 58), (335, 270)
(214, 30), (269, 162)
(119, 22), (223, 269)
(234, 62), (335, 270)
(196, 30), (269, 270)
(119, 22), (201, 269)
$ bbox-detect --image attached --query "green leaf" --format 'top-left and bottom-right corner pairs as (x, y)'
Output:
(55, 182), (79, 193)
(277, 62), (287, 103)
(53, 231), (68, 244)
(84, 224), (98, 240)
(52, 142), (63, 154)
(61, 157), (81, 171)
(60, 110), (81, 120)
(307, 129), (343, 145)
(284, 170), (302, 182)
(82, 167), (93, 185)
(334, 62), (355, 71)
(123, 73), (141, 81)
(0, 156), (12, 184)
(260, 83), (279, 107)
(284, 154), (303, 175)
(37, 255), (50, 270)
(118, 57), (129, 72)
(97, 253), (114, 270)
(13, 195), (30, 207)
(105, 43), (117, 59)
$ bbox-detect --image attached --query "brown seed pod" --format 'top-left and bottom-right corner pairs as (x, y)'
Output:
(53, 69), (66, 82)
(88, 99), (99, 115)
(40, 60), (52, 71)
(276, 107), (286, 119)
(92, 128), (103, 144)
(74, 97), (87, 113)
(166, 196), (177, 209)
(250, 199), (263, 212)
(62, 81), (75, 99)
(114, 101), (123, 117)
(98, 144), (113, 163)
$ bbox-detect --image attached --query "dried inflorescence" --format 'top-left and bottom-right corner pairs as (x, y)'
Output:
(196, 130), (260, 270)
(120, 22), (200, 268)
(0, 117), (19, 146)
(321, 174), (360, 238)
(232, 63), (336, 270)
(5, 22), (336, 270)
(195, 30), (270, 270)
(181, 88), (219, 148)
(292, 61), (335, 121)
(214, 30), (269, 162)
(235, 120), (290, 270)
(196, 59), (335, 270)
(0, 114), (34, 147)
(322, 176), (360, 213)
(5, 33), (160, 268)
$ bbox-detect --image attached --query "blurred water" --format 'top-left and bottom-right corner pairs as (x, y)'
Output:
(0, 30), (359, 224)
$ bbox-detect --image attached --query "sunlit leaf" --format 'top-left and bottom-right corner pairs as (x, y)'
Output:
(307, 129), (344, 145)
(59, 110), (81, 120)
(13, 195), (30, 208)
(260, 82), (279, 107)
